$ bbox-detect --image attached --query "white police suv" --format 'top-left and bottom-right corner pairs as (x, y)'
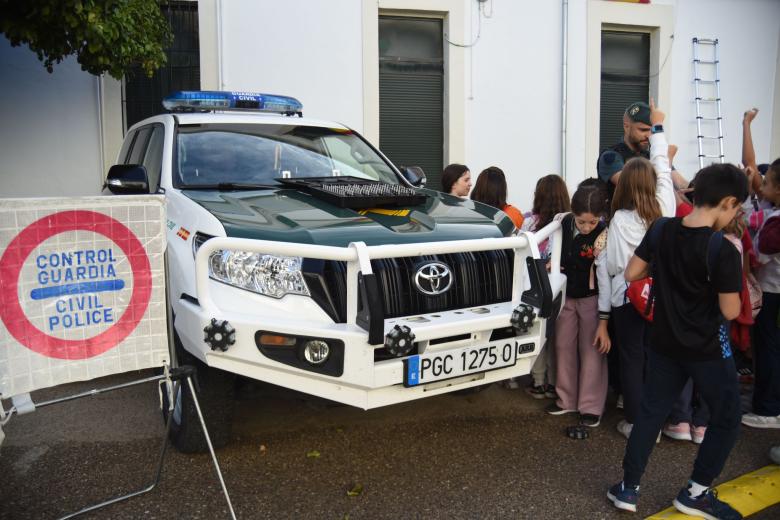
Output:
(105, 91), (565, 452)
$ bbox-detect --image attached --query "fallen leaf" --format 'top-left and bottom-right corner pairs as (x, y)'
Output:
(306, 450), (321, 458)
(347, 483), (363, 497)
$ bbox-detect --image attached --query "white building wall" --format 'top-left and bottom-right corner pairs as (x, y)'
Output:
(215, 0), (779, 210)
(666, 0), (780, 176)
(1, 0), (778, 209)
(561, 0), (589, 202)
(773, 32), (780, 160)
(556, 0), (780, 202)
(214, 0), (365, 132)
(0, 37), (104, 197)
(466, 0), (564, 209)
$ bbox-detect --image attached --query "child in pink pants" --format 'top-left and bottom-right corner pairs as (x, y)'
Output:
(545, 179), (612, 427)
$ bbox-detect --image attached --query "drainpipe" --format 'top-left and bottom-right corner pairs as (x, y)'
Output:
(217, 0), (225, 89)
(561, 0), (568, 181)
(96, 75), (106, 187)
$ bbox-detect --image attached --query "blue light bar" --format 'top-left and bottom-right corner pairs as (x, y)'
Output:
(162, 91), (303, 116)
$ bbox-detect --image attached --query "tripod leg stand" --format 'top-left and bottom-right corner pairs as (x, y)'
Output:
(58, 366), (236, 520)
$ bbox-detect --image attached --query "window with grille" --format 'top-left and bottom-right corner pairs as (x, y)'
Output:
(599, 31), (650, 153)
(379, 16), (444, 190)
(124, 1), (200, 130)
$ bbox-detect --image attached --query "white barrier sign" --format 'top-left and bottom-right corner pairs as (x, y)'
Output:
(0, 196), (168, 397)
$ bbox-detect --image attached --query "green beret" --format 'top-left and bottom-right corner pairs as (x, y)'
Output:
(625, 101), (651, 125)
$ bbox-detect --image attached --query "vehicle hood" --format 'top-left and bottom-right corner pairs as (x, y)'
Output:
(181, 187), (514, 246)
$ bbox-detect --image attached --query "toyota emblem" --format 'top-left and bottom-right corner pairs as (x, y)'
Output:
(414, 262), (453, 296)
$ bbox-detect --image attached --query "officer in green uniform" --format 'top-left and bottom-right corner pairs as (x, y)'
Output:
(597, 101), (653, 205)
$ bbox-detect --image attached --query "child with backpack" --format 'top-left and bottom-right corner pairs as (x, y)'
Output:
(607, 163), (748, 519)
(741, 158), (780, 429)
(606, 101), (676, 439)
(544, 179), (611, 427)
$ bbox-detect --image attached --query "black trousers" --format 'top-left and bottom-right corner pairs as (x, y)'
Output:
(753, 292), (780, 416)
(607, 316), (622, 395)
(622, 348), (741, 488)
(613, 304), (649, 424)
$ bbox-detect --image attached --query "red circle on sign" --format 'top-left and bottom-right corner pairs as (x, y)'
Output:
(0, 210), (152, 359)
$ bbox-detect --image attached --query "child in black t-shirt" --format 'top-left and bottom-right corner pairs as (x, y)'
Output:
(607, 164), (748, 519)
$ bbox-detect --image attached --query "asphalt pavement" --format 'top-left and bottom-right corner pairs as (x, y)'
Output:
(1, 370), (778, 519)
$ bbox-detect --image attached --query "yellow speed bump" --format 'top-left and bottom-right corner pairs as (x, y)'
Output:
(646, 464), (780, 519)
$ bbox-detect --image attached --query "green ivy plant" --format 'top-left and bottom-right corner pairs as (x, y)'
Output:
(1, 0), (173, 79)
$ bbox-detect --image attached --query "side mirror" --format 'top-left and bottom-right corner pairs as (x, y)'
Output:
(400, 166), (426, 188)
(105, 164), (149, 194)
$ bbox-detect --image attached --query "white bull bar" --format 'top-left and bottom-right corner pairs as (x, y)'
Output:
(194, 221), (563, 325)
(186, 221), (564, 408)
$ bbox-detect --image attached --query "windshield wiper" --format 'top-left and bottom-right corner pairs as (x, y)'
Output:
(216, 182), (277, 191)
(181, 182), (277, 191)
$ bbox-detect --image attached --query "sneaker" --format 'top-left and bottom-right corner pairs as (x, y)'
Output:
(617, 419), (633, 439)
(579, 413), (601, 428)
(737, 366), (754, 384)
(544, 384), (558, 399)
(545, 403), (576, 415)
(673, 487), (742, 520)
(663, 422), (693, 441)
(616, 394), (624, 409)
(617, 420), (661, 443)
(502, 378), (520, 390)
(735, 352), (754, 384)
(769, 445), (780, 465)
(525, 384), (548, 400)
(741, 412), (780, 429)
(607, 482), (638, 513)
(691, 425), (706, 445)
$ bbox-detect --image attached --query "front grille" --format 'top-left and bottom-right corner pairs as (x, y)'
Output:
(315, 250), (514, 322)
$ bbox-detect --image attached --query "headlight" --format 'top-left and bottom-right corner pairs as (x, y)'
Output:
(208, 250), (310, 298)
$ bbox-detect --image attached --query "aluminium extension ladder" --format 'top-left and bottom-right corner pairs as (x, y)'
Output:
(693, 37), (725, 168)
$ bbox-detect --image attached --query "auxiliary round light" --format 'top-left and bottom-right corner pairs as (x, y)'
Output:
(303, 340), (330, 365)
(385, 324), (415, 357)
(511, 303), (536, 334)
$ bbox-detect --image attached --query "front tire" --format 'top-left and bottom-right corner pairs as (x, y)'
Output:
(161, 332), (236, 453)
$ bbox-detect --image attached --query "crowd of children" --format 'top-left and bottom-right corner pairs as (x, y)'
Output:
(448, 101), (779, 519)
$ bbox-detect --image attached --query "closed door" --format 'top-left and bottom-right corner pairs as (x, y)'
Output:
(379, 16), (444, 189)
(599, 31), (650, 153)
(124, 1), (200, 130)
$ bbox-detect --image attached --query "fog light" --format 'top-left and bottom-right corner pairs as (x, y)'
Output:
(303, 340), (330, 365)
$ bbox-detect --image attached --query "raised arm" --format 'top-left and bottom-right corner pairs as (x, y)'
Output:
(742, 108), (759, 171)
(648, 99), (676, 217)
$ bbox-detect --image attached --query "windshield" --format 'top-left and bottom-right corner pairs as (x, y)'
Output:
(175, 123), (400, 187)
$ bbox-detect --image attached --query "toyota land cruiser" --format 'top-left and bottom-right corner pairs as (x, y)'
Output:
(105, 91), (565, 452)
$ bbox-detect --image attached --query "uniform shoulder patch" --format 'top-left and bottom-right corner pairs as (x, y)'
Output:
(600, 151), (618, 165)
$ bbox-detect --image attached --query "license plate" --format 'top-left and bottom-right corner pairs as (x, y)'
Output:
(403, 340), (518, 387)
